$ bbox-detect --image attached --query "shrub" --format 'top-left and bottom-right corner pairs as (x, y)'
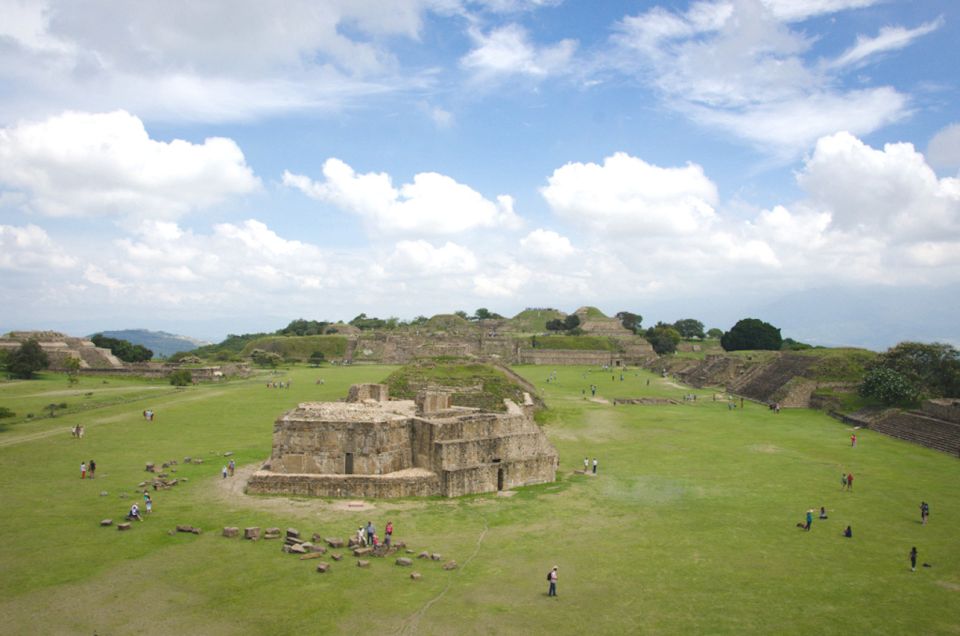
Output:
(169, 369), (193, 386)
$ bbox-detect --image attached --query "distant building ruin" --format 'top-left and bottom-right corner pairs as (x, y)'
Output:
(246, 383), (559, 498)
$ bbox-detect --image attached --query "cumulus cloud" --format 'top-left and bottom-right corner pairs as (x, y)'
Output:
(610, 0), (929, 154)
(541, 152), (717, 235)
(387, 240), (478, 275)
(0, 224), (76, 270)
(283, 158), (522, 235)
(460, 24), (577, 80)
(927, 123), (960, 173)
(519, 229), (575, 259)
(0, 0), (446, 122)
(0, 110), (259, 219)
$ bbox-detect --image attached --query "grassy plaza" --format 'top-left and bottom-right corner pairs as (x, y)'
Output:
(0, 364), (957, 634)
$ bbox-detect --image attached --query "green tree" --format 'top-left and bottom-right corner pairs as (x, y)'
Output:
(308, 351), (326, 367)
(615, 311), (642, 333)
(472, 308), (503, 321)
(872, 342), (960, 399)
(706, 328), (723, 339)
(454, 310), (469, 320)
(63, 356), (81, 385)
(645, 322), (681, 355)
(5, 339), (50, 379)
(673, 318), (705, 339)
(720, 319), (783, 351)
(859, 367), (919, 405)
(250, 349), (282, 367)
(90, 334), (153, 362)
(168, 369), (193, 386)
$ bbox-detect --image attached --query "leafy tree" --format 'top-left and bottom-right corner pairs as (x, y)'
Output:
(454, 310), (469, 320)
(645, 322), (681, 355)
(615, 311), (642, 333)
(720, 319), (782, 351)
(90, 334), (153, 362)
(249, 349), (282, 367)
(410, 315), (429, 326)
(673, 318), (705, 339)
(472, 308), (504, 321)
(349, 313), (387, 330)
(308, 351), (326, 367)
(277, 318), (330, 336)
(0, 407), (15, 418)
(706, 328), (723, 339)
(63, 356), (81, 385)
(5, 339), (50, 379)
(871, 342), (960, 399)
(169, 369), (193, 386)
(781, 338), (814, 351)
(859, 367), (919, 405)
(545, 314), (581, 332)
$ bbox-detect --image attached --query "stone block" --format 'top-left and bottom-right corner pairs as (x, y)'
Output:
(410, 572), (422, 581)
(418, 551), (430, 559)
(353, 547), (373, 557)
(118, 523), (131, 531)
(99, 491), (108, 497)
(184, 457), (192, 463)
(308, 544), (326, 554)
(430, 553), (442, 561)
(325, 537), (345, 548)
(357, 559), (370, 568)
(286, 528), (300, 539)
(145, 463), (155, 472)
(331, 553), (343, 561)
(299, 552), (325, 560)
(316, 563), (330, 573)
(222, 527), (239, 538)
(311, 533), (324, 543)
(176, 525), (201, 535)
(442, 560), (458, 570)
(244, 527), (261, 540)
(396, 558), (412, 566)
(100, 519), (113, 527)
(264, 527), (281, 539)
(288, 543), (307, 554)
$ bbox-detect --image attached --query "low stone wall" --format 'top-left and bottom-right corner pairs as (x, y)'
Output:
(246, 470), (441, 498)
(518, 349), (617, 366)
(922, 399), (960, 425)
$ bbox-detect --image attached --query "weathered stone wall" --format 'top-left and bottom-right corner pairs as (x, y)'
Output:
(246, 471), (440, 498)
(347, 383), (389, 402)
(922, 399), (960, 425)
(270, 417), (412, 475)
(517, 349), (617, 366)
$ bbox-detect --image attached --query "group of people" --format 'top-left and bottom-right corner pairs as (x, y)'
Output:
(841, 472), (854, 491)
(80, 459), (96, 479)
(355, 520), (394, 548)
(582, 457), (598, 474)
(221, 459), (236, 478)
(71, 424), (85, 438)
(266, 381), (291, 389)
(142, 409), (155, 421)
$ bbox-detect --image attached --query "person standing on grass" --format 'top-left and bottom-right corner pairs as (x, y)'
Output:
(228, 459), (235, 476)
(805, 509), (814, 531)
(80, 461), (87, 479)
(910, 547), (918, 572)
(366, 521), (375, 547)
(592, 458), (598, 475)
(583, 457), (589, 472)
(145, 493), (152, 514)
(920, 501), (929, 525)
(847, 473), (854, 491)
(385, 521), (393, 547)
(547, 566), (558, 597)
(88, 459), (96, 479)
(841, 473), (848, 491)
(851, 432), (857, 447)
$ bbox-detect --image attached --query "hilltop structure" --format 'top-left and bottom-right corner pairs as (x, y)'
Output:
(246, 383), (559, 498)
(0, 331), (123, 369)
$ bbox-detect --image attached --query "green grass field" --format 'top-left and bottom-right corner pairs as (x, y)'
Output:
(0, 365), (957, 634)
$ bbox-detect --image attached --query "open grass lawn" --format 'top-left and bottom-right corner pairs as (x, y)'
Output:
(0, 365), (957, 634)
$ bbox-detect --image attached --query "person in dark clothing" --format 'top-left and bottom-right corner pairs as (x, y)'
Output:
(920, 501), (929, 525)
(910, 547), (918, 571)
(819, 507), (828, 520)
(547, 566), (558, 597)
(843, 526), (852, 538)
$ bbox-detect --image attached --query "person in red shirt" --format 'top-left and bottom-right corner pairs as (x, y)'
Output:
(851, 433), (857, 447)
(847, 473), (854, 491)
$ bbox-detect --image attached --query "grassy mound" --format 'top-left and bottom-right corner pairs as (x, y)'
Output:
(531, 335), (620, 351)
(239, 335), (348, 360)
(575, 306), (608, 319)
(507, 308), (564, 333)
(383, 360), (533, 411)
(424, 314), (473, 332)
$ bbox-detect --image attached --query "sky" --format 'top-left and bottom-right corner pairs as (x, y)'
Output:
(0, 0), (958, 350)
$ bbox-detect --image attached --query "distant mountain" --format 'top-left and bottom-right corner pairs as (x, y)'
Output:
(92, 329), (212, 358)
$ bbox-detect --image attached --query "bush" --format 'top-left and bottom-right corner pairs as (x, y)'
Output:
(721, 318), (783, 351)
(0, 407), (15, 418)
(169, 369), (193, 386)
(859, 367), (919, 406)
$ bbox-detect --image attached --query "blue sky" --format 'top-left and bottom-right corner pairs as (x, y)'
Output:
(1, 0), (958, 349)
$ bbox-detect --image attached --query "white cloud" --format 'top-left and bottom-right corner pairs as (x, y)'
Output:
(0, 110), (260, 219)
(0, 224), (76, 270)
(283, 158), (522, 235)
(388, 240), (478, 275)
(541, 152), (717, 235)
(927, 123), (960, 173)
(473, 263), (531, 297)
(461, 24), (577, 79)
(0, 0), (447, 123)
(828, 18), (944, 69)
(610, 0), (927, 154)
(519, 229), (575, 259)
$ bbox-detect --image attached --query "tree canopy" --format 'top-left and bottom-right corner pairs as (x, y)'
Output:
(673, 318), (705, 339)
(862, 342), (960, 402)
(546, 314), (581, 332)
(277, 318), (331, 336)
(5, 339), (50, 379)
(645, 322), (681, 355)
(91, 334), (153, 362)
(615, 311), (642, 333)
(720, 319), (783, 351)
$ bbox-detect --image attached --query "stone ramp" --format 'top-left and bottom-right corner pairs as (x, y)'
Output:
(728, 354), (818, 406)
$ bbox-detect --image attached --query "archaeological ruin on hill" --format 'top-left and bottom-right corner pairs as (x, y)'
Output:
(246, 383), (559, 498)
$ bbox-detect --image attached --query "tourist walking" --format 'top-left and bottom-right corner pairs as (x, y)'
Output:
(88, 459), (96, 479)
(592, 458), (598, 475)
(144, 493), (153, 514)
(228, 459), (235, 477)
(547, 566), (558, 596)
(920, 501), (929, 525)
(851, 432), (857, 447)
(841, 473), (848, 490)
(805, 509), (813, 531)
(910, 546), (918, 571)
(80, 461), (87, 479)
(221, 466), (228, 479)
(583, 457), (589, 472)
(385, 521), (393, 547)
(847, 473), (854, 491)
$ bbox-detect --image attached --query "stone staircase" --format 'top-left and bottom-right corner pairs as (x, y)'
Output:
(868, 410), (960, 456)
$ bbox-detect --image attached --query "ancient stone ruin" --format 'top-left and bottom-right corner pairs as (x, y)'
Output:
(246, 383), (559, 498)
